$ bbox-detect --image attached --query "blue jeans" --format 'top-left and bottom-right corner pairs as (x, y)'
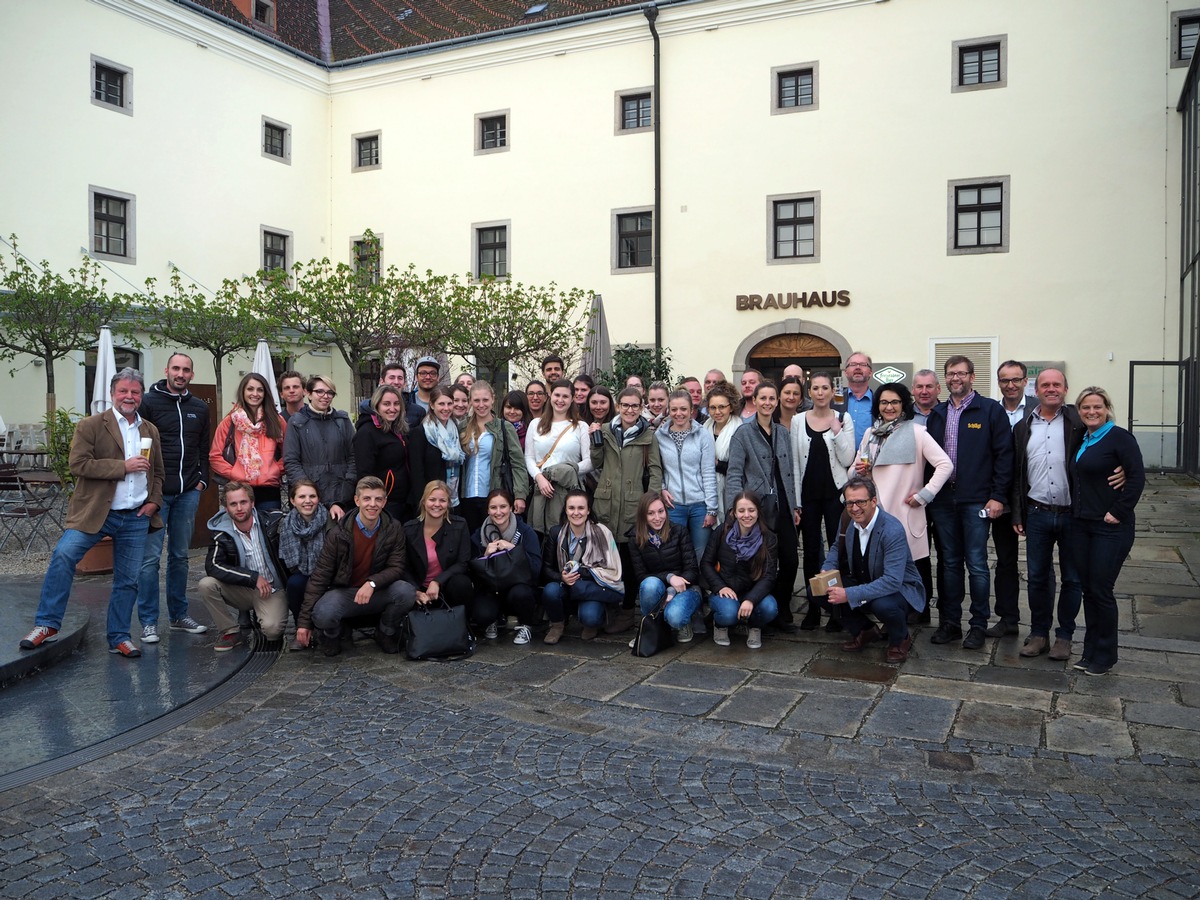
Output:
(668, 501), (711, 561)
(928, 501), (992, 631)
(1070, 518), (1134, 669)
(637, 578), (702, 630)
(841, 591), (911, 646)
(542, 578), (622, 627)
(1024, 505), (1082, 640)
(710, 593), (779, 627)
(137, 488), (202, 624)
(35, 509), (151, 648)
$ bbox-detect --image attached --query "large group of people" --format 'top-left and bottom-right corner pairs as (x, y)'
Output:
(18, 349), (1145, 677)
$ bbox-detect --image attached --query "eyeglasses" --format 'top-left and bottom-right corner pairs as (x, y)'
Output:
(945, 371), (972, 381)
(619, 403), (642, 411)
(998, 377), (1026, 386)
(708, 403), (731, 413)
(311, 389), (336, 397)
(526, 390), (546, 397)
(878, 399), (903, 407)
(845, 499), (873, 508)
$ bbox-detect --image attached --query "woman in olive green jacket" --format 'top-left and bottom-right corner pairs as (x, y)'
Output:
(460, 382), (531, 534)
(588, 386), (663, 626)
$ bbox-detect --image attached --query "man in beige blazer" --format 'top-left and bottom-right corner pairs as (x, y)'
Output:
(19, 368), (164, 658)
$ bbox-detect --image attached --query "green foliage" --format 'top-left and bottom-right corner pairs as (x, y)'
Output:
(40, 407), (81, 493)
(135, 268), (272, 411)
(595, 343), (673, 390)
(0, 236), (135, 413)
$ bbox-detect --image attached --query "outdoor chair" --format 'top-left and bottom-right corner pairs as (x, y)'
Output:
(0, 463), (56, 556)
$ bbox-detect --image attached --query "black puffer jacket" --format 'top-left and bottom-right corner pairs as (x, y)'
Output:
(140, 380), (209, 495)
(624, 523), (699, 586)
(700, 523), (778, 607)
(283, 405), (357, 510)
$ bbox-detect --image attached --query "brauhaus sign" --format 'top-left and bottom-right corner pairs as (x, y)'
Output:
(736, 290), (850, 311)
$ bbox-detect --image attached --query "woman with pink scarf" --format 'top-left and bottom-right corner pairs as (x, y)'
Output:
(210, 372), (287, 510)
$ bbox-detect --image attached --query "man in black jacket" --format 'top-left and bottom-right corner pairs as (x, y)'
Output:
(197, 482), (289, 652)
(136, 353), (210, 643)
(924, 355), (1013, 650)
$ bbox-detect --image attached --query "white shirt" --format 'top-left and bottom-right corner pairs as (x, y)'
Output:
(111, 409), (149, 511)
(853, 506), (881, 555)
(524, 419), (593, 478)
(1003, 396), (1028, 430)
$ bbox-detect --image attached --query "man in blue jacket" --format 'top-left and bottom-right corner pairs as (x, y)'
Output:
(924, 355), (1013, 650)
(137, 353), (210, 643)
(821, 477), (924, 663)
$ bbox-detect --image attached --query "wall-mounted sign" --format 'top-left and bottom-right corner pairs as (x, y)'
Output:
(736, 291), (850, 311)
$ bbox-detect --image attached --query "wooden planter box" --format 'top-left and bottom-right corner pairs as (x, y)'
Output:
(76, 535), (114, 575)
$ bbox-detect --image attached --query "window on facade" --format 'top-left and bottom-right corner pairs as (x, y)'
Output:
(774, 199), (815, 259)
(951, 36), (1006, 92)
(778, 69), (814, 108)
(263, 230), (289, 271)
(1174, 11), (1200, 67)
(353, 237), (382, 284)
(477, 226), (507, 277)
(616, 212), (653, 270)
(93, 194), (128, 258)
(622, 94), (652, 130)
(948, 176), (1009, 255)
(264, 123), (285, 158)
(90, 56), (132, 114)
(481, 116), (506, 149)
(254, 0), (275, 28)
(353, 132), (381, 171)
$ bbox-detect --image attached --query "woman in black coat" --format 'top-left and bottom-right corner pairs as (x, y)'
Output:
(354, 385), (412, 522)
(701, 490), (780, 650)
(403, 480), (474, 609)
(626, 491), (702, 643)
(409, 388), (466, 509)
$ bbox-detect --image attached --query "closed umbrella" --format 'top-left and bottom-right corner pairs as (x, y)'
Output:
(581, 294), (612, 376)
(251, 339), (280, 409)
(91, 325), (118, 414)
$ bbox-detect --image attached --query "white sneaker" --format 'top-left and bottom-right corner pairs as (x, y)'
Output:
(713, 626), (730, 647)
(628, 637), (636, 649)
(141, 624), (160, 644)
(485, 622), (499, 640)
(513, 625), (531, 645)
(676, 623), (694, 644)
(747, 627), (762, 650)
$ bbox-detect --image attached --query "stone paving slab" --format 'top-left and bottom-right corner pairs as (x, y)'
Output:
(1131, 723), (1200, 759)
(549, 661), (653, 701)
(952, 700), (1044, 746)
(892, 674), (1053, 712)
(1045, 714), (1135, 757)
(709, 685), (803, 728)
(612, 683), (725, 717)
(1125, 701), (1200, 731)
(780, 693), (873, 738)
(1054, 694), (1124, 720)
(645, 661), (751, 694)
(861, 692), (958, 742)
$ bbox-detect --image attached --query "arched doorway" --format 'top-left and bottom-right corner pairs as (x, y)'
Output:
(731, 318), (852, 387)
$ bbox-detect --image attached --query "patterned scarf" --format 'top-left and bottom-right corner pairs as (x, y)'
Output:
(231, 408), (267, 480)
(278, 503), (328, 575)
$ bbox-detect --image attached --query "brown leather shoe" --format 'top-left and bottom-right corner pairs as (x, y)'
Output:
(1019, 635), (1049, 657)
(543, 622), (565, 645)
(841, 625), (883, 652)
(580, 625), (600, 641)
(1048, 638), (1072, 661)
(603, 608), (635, 634)
(886, 634), (914, 663)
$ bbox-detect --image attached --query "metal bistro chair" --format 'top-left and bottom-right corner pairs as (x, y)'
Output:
(0, 463), (57, 556)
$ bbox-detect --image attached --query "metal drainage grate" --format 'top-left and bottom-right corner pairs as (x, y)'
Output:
(0, 637), (281, 793)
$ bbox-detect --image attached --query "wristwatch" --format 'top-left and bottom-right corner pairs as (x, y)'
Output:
(368, 580), (377, 589)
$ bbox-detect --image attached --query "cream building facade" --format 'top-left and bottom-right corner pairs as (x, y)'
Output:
(0, 0), (1195, 468)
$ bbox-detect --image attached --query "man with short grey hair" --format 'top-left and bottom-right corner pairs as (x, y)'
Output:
(836, 352), (874, 440)
(911, 369), (940, 426)
(19, 368), (165, 659)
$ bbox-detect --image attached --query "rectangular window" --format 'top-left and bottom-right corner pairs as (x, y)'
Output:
(475, 110), (510, 155)
(90, 55), (133, 115)
(263, 229), (289, 272)
(766, 192), (820, 265)
(89, 185), (136, 264)
(615, 211), (653, 271)
(477, 226), (508, 277)
(947, 176), (1009, 255)
(352, 236), (382, 285)
(951, 36), (1007, 92)
(1173, 11), (1200, 67)
(622, 94), (652, 130)
(771, 62), (819, 115)
(352, 131), (382, 172)
(254, 0), (275, 28)
(261, 116), (291, 164)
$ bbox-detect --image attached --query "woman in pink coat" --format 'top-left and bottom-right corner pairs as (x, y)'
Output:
(851, 382), (952, 601)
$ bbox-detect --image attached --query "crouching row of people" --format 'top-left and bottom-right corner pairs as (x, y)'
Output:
(198, 472), (922, 659)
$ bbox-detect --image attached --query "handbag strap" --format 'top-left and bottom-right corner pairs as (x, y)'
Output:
(536, 425), (574, 469)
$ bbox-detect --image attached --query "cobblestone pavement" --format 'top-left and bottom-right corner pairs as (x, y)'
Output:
(2, 475), (1199, 897)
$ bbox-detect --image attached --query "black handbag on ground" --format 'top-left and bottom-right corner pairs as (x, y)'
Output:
(402, 600), (476, 660)
(631, 592), (675, 658)
(468, 540), (529, 593)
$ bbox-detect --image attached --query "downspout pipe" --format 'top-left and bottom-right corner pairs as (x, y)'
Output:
(644, 4), (662, 357)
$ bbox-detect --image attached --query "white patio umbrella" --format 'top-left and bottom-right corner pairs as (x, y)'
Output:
(581, 294), (612, 376)
(90, 325), (118, 414)
(251, 339), (280, 409)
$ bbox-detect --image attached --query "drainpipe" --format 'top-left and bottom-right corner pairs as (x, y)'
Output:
(644, 4), (662, 357)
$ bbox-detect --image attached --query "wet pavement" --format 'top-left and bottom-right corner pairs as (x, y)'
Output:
(1, 474), (1198, 897)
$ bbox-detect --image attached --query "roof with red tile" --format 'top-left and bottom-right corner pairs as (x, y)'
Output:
(174, 0), (665, 64)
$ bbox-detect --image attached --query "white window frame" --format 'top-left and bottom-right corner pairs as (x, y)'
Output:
(88, 185), (136, 264)
(351, 130), (382, 172)
(770, 62), (819, 115)
(90, 54), (133, 116)
(951, 35), (1007, 93)
(611, 207), (654, 275)
(766, 191), (820, 265)
(614, 88), (654, 135)
(261, 116), (292, 165)
(474, 110), (510, 156)
(947, 176), (1010, 256)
